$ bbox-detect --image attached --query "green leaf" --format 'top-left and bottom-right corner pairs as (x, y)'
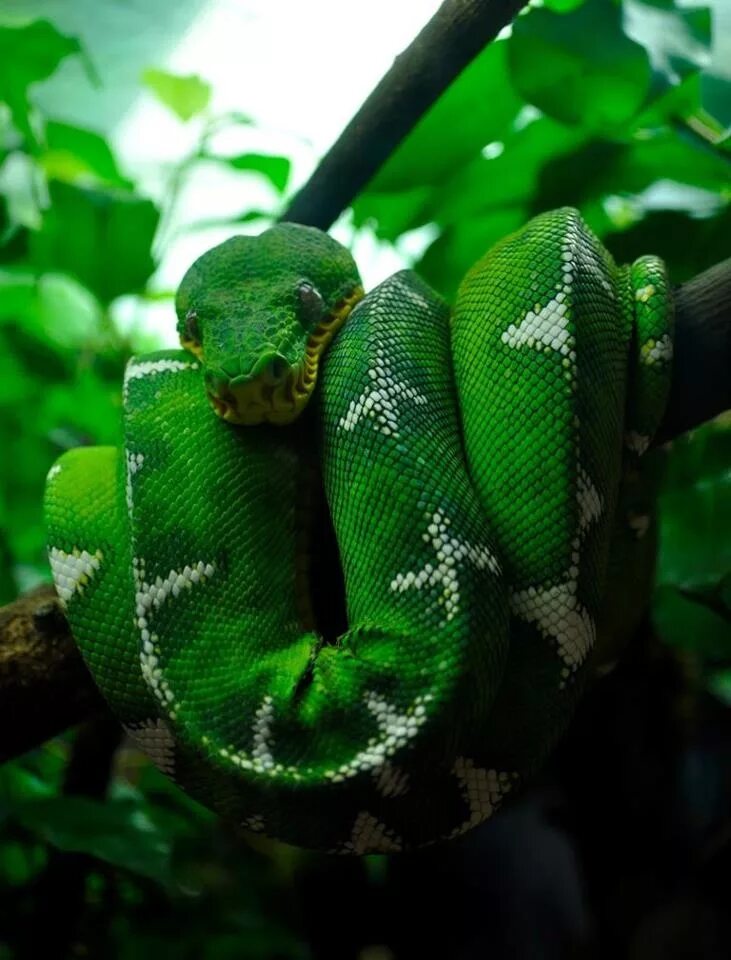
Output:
(708, 668), (731, 705)
(356, 40), (522, 198)
(40, 121), (132, 189)
(30, 180), (160, 303)
(17, 796), (172, 884)
(508, 0), (652, 132)
(0, 20), (81, 144)
(208, 152), (291, 194)
(141, 68), (211, 122)
(652, 419), (731, 658)
(657, 420), (731, 588)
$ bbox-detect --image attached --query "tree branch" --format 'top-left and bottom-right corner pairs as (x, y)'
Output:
(654, 257), (731, 446)
(0, 584), (107, 764)
(279, 0), (528, 229)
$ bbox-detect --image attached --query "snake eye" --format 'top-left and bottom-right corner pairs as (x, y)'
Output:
(296, 281), (324, 323)
(183, 310), (201, 345)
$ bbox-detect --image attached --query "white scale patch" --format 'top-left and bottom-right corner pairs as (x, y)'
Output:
(625, 430), (651, 456)
(627, 512), (651, 539)
(511, 447), (604, 679)
(499, 230), (613, 682)
(499, 233), (589, 392)
(340, 811), (403, 855)
(123, 357), (199, 400)
(390, 510), (500, 624)
(338, 346), (427, 439)
(125, 717), (177, 776)
(125, 450), (145, 512)
(501, 291), (573, 357)
(577, 465), (603, 532)
(448, 758), (516, 839)
(241, 814), (265, 833)
(47, 463), (62, 482)
(393, 276), (431, 311)
(251, 695), (275, 771)
(511, 574), (596, 678)
(635, 284), (655, 303)
(323, 690), (434, 784)
(48, 546), (103, 607)
(134, 557), (216, 717)
(640, 334), (673, 367)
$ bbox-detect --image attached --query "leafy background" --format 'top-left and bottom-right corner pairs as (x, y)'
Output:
(0, 0), (729, 957)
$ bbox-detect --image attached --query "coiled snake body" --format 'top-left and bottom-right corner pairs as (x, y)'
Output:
(45, 209), (673, 853)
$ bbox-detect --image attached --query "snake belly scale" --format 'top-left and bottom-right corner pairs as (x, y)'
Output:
(44, 208), (673, 853)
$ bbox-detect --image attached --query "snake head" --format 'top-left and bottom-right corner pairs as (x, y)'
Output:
(175, 223), (363, 425)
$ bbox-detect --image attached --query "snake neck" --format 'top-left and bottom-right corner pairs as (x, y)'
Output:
(292, 285), (365, 409)
(292, 418), (348, 644)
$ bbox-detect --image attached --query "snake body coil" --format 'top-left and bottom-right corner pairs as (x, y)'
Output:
(45, 209), (673, 853)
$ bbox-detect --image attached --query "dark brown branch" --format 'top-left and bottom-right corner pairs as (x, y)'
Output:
(654, 257), (731, 446)
(0, 261), (728, 763)
(279, 0), (528, 229)
(0, 584), (106, 763)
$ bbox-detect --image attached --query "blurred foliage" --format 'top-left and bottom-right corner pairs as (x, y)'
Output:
(0, 0), (729, 957)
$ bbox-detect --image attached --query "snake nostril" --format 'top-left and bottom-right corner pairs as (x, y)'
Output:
(267, 357), (288, 383)
(249, 354), (289, 384)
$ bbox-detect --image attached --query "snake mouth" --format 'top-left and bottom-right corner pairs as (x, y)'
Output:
(206, 284), (365, 426)
(206, 370), (300, 425)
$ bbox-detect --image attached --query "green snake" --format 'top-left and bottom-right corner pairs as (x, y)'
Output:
(44, 208), (673, 853)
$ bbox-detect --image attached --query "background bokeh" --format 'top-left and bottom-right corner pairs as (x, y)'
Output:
(0, 1), (729, 957)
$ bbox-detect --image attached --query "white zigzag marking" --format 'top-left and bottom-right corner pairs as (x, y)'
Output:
(338, 347), (427, 439)
(123, 357), (199, 400)
(323, 691), (434, 784)
(48, 547), (102, 607)
(390, 510), (500, 623)
(448, 758), (516, 839)
(133, 557), (216, 716)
